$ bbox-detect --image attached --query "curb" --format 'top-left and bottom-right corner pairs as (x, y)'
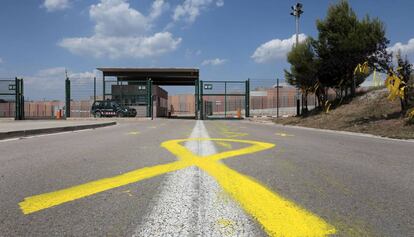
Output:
(0, 121), (116, 140)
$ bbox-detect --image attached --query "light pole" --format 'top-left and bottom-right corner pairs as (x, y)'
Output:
(290, 3), (303, 116)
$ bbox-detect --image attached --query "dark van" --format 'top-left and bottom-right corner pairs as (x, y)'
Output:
(91, 100), (137, 117)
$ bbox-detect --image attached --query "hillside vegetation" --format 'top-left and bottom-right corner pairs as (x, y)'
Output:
(274, 88), (414, 139)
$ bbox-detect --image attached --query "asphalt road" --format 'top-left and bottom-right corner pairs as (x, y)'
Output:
(0, 119), (413, 236)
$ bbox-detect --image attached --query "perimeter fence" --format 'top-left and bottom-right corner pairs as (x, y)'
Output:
(249, 78), (319, 117)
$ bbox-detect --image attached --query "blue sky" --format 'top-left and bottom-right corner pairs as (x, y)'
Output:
(0, 0), (413, 99)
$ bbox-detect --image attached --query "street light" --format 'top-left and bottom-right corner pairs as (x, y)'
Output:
(290, 3), (303, 116)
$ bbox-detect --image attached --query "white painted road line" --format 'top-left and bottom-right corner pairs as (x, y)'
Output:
(133, 121), (261, 236)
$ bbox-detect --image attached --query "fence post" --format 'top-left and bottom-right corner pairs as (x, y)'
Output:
(65, 77), (70, 118)
(15, 77), (19, 120)
(14, 78), (24, 120)
(224, 82), (227, 118)
(94, 77), (96, 103)
(20, 78), (24, 119)
(245, 79), (250, 117)
(102, 75), (105, 101)
(195, 79), (199, 119)
(277, 78), (279, 118)
(146, 79), (153, 117)
(200, 80), (204, 120)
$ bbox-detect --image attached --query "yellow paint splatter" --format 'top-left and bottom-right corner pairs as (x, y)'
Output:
(217, 218), (236, 236)
(122, 190), (133, 197)
(275, 132), (295, 137)
(127, 131), (140, 135)
(223, 131), (248, 138)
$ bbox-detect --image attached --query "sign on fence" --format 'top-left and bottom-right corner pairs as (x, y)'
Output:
(204, 84), (213, 90)
(250, 91), (268, 97)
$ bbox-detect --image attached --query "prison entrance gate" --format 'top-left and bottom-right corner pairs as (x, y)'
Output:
(0, 78), (24, 120)
(199, 80), (249, 120)
(96, 68), (200, 119)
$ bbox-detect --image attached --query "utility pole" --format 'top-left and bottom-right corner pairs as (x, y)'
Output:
(290, 3), (303, 116)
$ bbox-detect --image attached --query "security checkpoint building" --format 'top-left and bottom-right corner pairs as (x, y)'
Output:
(97, 68), (200, 118)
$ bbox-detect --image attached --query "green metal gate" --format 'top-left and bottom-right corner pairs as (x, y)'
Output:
(199, 80), (249, 120)
(0, 78), (24, 120)
(103, 79), (153, 117)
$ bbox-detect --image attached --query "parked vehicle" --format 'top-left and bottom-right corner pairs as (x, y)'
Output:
(91, 100), (137, 117)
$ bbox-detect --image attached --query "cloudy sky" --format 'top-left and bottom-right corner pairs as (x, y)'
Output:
(0, 0), (413, 99)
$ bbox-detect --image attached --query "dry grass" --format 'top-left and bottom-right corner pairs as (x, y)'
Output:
(273, 88), (414, 139)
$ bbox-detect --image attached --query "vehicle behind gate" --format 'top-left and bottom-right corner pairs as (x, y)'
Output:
(91, 100), (137, 117)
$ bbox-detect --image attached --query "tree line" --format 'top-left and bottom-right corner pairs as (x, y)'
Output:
(285, 0), (413, 116)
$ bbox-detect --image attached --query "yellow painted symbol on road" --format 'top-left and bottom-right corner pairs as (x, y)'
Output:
(216, 124), (248, 138)
(275, 132), (295, 137)
(215, 141), (233, 149)
(19, 138), (335, 237)
(127, 131), (140, 135)
(223, 131), (248, 138)
(217, 218), (236, 236)
(122, 190), (133, 197)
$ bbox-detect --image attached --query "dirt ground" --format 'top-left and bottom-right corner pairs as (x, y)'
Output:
(272, 88), (414, 139)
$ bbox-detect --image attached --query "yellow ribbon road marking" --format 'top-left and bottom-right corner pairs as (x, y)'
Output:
(127, 131), (140, 135)
(19, 138), (336, 237)
(19, 161), (187, 215)
(215, 141), (233, 149)
(275, 132), (295, 137)
(223, 131), (248, 138)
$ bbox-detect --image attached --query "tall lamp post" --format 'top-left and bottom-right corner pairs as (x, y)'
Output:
(290, 3), (303, 116)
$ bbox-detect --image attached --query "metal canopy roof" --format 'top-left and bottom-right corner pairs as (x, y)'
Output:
(97, 68), (199, 86)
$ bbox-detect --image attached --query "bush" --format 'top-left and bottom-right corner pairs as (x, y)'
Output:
(407, 109), (414, 125)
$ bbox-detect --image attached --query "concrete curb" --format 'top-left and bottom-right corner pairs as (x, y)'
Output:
(0, 121), (116, 140)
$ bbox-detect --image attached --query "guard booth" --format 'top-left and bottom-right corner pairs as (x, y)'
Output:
(200, 80), (250, 119)
(0, 78), (24, 120)
(97, 68), (250, 120)
(98, 68), (200, 119)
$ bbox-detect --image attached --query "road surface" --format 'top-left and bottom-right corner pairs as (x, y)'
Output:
(0, 119), (413, 236)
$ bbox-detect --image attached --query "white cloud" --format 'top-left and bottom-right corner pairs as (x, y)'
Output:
(43, 0), (70, 12)
(149, 0), (169, 20)
(388, 38), (414, 56)
(185, 49), (202, 58)
(60, 0), (180, 59)
(0, 58), (3, 64)
(60, 32), (181, 59)
(36, 67), (67, 78)
(89, 0), (161, 36)
(173, 0), (224, 23)
(251, 34), (307, 64)
(23, 67), (99, 100)
(31, 67), (97, 83)
(201, 58), (227, 66)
